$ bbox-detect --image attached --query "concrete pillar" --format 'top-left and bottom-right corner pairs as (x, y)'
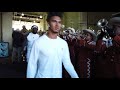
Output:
(2, 12), (13, 54)
(43, 13), (48, 31)
(0, 12), (2, 41)
(63, 12), (87, 31)
(79, 12), (87, 30)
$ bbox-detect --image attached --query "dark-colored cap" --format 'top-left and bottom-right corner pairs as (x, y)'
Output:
(31, 25), (38, 30)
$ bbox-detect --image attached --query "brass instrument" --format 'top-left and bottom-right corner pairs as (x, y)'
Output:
(97, 18), (115, 38)
(97, 18), (108, 32)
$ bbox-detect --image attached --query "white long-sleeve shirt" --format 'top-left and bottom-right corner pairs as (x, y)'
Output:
(27, 34), (79, 78)
(26, 32), (39, 62)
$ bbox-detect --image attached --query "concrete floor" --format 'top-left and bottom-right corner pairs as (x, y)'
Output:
(0, 57), (27, 78)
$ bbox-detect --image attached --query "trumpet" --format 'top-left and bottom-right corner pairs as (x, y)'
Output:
(97, 18), (109, 32)
(97, 18), (114, 38)
(97, 18), (108, 28)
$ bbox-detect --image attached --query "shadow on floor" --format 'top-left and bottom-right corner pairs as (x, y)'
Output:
(0, 61), (27, 78)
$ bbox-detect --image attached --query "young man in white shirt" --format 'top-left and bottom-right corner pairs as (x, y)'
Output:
(27, 12), (79, 78)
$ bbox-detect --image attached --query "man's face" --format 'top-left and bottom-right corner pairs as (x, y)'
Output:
(32, 28), (38, 34)
(22, 26), (26, 29)
(84, 33), (92, 41)
(48, 16), (62, 33)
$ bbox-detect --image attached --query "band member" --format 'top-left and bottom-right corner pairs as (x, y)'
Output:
(62, 28), (77, 78)
(95, 12), (120, 78)
(75, 29), (97, 78)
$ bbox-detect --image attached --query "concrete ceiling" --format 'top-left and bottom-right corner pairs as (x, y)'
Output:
(13, 12), (47, 22)
(21, 12), (47, 16)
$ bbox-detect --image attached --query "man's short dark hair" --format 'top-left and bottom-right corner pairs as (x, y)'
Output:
(46, 12), (64, 22)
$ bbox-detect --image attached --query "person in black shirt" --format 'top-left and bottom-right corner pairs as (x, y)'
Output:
(12, 29), (25, 63)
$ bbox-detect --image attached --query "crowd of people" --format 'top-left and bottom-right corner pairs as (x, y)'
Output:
(11, 25), (46, 63)
(11, 12), (120, 78)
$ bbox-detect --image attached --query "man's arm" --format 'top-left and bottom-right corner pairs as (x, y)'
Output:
(26, 41), (39, 78)
(62, 41), (79, 78)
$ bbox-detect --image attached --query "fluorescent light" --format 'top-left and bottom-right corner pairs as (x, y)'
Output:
(39, 15), (43, 19)
(21, 13), (24, 16)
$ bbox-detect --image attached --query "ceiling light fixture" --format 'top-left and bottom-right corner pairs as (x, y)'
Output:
(39, 15), (43, 19)
(21, 13), (24, 16)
